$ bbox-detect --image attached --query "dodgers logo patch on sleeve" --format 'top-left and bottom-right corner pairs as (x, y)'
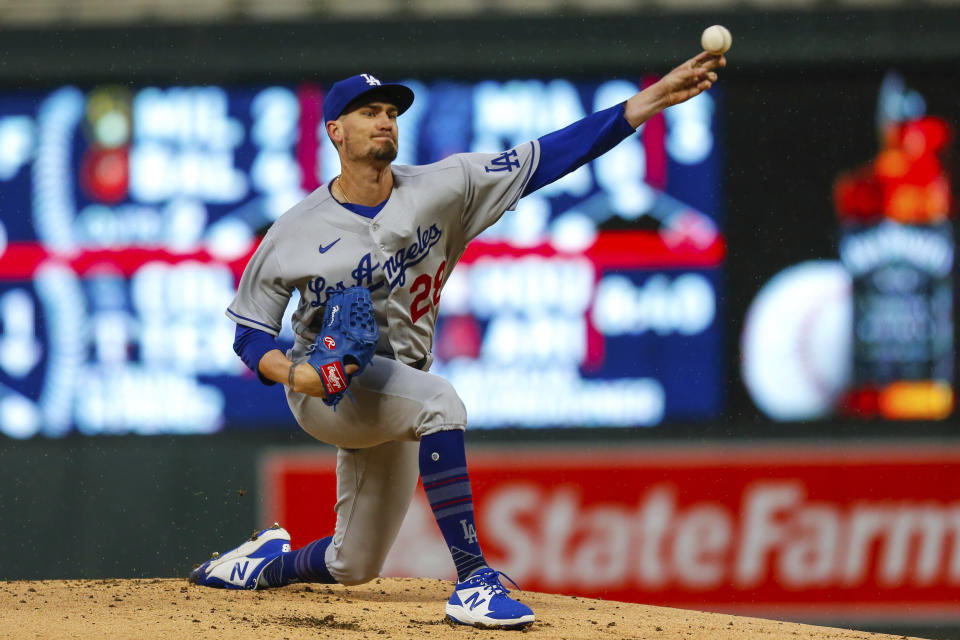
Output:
(484, 149), (520, 173)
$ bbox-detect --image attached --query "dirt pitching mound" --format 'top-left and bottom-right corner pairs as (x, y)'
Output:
(0, 578), (925, 639)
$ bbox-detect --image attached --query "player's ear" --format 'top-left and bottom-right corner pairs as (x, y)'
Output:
(326, 120), (343, 148)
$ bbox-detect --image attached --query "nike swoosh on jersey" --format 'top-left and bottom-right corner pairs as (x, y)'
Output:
(318, 238), (341, 253)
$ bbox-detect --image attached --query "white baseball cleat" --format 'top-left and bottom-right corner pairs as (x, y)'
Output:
(445, 568), (535, 628)
(188, 523), (291, 590)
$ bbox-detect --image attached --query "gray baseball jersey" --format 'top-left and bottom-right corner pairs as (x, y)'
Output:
(226, 141), (540, 585)
(226, 142), (541, 366)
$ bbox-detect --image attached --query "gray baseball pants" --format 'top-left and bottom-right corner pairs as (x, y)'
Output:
(284, 354), (466, 585)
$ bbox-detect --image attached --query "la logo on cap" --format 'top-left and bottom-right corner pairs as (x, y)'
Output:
(361, 74), (381, 86)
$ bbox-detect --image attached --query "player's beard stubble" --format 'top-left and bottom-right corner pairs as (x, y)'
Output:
(343, 133), (398, 164)
(371, 142), (397, 163)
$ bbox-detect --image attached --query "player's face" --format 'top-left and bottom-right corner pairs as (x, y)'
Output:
(339, 101), (399, 164)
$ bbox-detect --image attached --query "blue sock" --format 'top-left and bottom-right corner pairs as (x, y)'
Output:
(419, 429), (487, 582)
(260, 536), (336, 587)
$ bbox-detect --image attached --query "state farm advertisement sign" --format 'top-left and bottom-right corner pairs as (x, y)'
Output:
(260, 444), (960, 621)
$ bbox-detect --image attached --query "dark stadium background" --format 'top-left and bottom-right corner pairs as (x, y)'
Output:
(1, 6), (959, 639)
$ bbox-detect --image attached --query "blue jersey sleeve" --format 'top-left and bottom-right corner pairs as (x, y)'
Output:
(234, 323), (281, 386)
(523, 102), (636, 196)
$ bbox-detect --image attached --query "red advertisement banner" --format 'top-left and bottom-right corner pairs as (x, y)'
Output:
(260, 443), (960, 621)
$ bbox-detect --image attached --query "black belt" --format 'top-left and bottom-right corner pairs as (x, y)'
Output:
(409, 355), (429, 371)
(377, 350), (429, 370)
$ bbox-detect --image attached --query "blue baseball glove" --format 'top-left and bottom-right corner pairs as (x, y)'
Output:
(307, 286), (379, 408)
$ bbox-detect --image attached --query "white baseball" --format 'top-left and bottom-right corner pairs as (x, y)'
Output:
(701, 25), (732, 55)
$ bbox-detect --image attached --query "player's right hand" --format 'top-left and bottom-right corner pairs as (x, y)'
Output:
(658, 52), (725, 106)
(623, 51), (726, 128)
(292, 362), (360, 397)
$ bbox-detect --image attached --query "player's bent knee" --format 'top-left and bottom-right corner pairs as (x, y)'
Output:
(333, 563), (382, 586)
(415, 377), (467, 436)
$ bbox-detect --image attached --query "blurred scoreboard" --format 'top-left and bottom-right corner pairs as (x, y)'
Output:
(0, 79), (724, 437)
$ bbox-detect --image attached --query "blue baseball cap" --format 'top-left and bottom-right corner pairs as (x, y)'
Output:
(322, 74), (415, 123)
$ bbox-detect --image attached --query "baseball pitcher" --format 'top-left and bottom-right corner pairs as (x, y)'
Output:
(190, 53), (725, 628)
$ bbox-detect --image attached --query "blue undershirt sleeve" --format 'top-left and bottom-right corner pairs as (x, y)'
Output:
(233, 323), (281, 386)
(523, 102), (636, 196)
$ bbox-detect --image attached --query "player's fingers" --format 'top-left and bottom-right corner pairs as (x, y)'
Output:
(695, 53), (726, 71)
(691, 51), (710, 65)
(682, 65), (705, 81)
(689, 67), (716, 87)
(691, 51), (716, 68)
(345, 363), (360, 375)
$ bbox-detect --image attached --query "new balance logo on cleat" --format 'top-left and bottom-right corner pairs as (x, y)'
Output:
(188, 525), (291, 591)
(231, 561), (249, 582)
(445, 568), (534, 628)
(463, 590), (488, 612)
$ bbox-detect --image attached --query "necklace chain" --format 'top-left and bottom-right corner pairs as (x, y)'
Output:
(336, 176), (352, 204)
